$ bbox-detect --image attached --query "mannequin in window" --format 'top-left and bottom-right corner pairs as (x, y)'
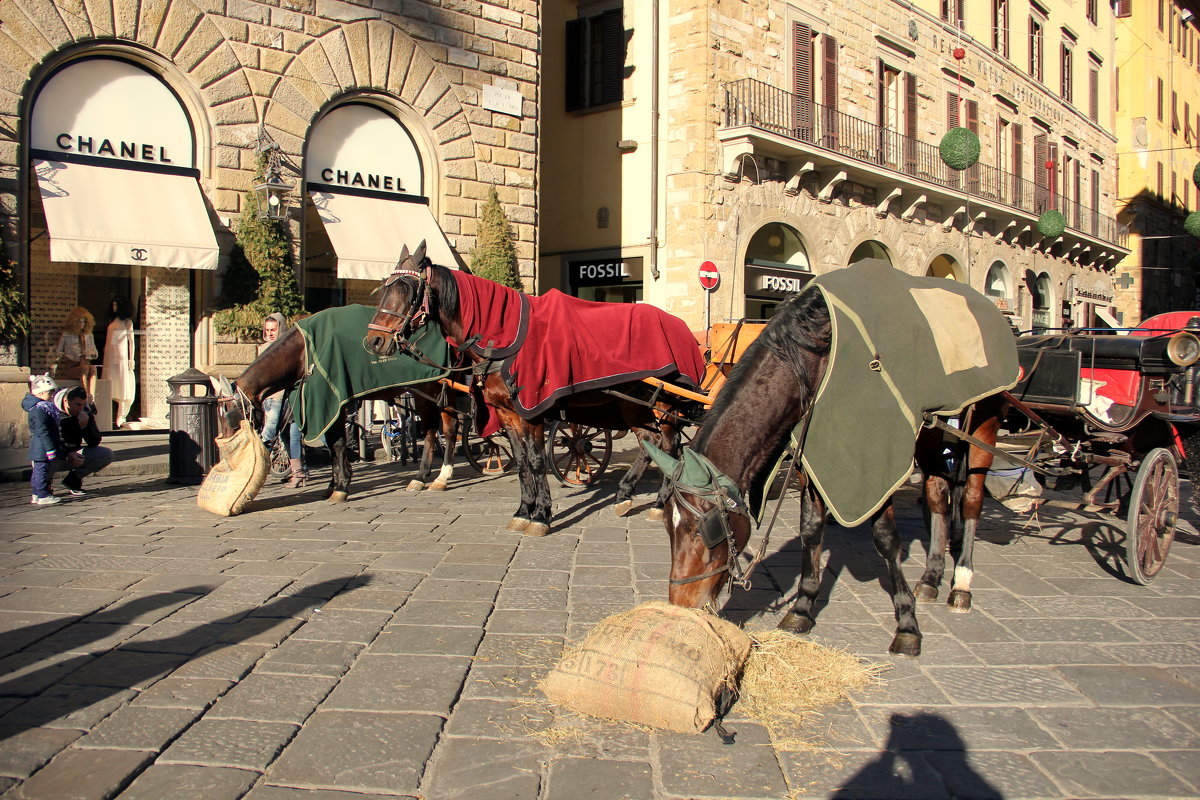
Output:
(103, 297), (136, 428)
(52, 306), (98, 401)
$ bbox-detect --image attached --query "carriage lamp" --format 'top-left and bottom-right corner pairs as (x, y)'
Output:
(1166, 331), (1200, 367)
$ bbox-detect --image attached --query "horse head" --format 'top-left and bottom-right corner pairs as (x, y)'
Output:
(210, 374), (253, 438)
(643, 441), (754, 609)
(367, 241), (430, 356)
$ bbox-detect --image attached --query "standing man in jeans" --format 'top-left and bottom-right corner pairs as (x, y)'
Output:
(55, 386), (114, 496)
(259, 313), (306, 488)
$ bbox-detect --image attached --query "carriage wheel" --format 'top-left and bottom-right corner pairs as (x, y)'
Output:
(461, 427), (514, 475)
(268, 437), (290, 479)
(379, 419), (405, 463)
(1125, 447), (1180, 585)
(547, 421), (613, 487)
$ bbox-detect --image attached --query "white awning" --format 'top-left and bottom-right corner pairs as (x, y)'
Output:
(309, 189), (459, 280)
(33, 157), (219, 270)
(1094, 306), (1125, 332)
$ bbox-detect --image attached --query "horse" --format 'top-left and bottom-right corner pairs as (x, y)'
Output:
(364, 243), (704, 537)
(215, 319), (462, 502)
(652, 288), (1008, 658)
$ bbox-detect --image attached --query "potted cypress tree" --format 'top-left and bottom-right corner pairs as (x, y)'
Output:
(470, 187), (523, 290)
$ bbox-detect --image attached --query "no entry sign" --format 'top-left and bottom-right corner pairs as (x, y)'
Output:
(699, 261), (720, 291)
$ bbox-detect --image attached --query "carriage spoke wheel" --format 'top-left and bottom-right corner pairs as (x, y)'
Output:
(461, 429), (514, 475)
(547, 421), (612, 487)
(1125, 448), (1179, 585)
(268, 437), (290, 479)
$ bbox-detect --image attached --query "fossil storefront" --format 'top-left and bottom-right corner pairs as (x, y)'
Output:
(27, 56), (220, 428)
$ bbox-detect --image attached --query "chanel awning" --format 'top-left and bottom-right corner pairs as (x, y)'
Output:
(33, 154), (220, 270)
(308, 186), (459, 280)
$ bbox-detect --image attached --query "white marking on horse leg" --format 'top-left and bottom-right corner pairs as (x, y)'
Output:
(672, 505), (682, 529)
(953, 565), (974, 590)
(428, 464), (453, 491)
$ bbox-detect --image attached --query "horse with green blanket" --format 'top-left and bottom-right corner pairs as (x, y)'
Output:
(215, 305), (462, 502)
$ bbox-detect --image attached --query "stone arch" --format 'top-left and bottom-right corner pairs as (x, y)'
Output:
(271, 20), (472, 171)
(926, 251), (967, 280)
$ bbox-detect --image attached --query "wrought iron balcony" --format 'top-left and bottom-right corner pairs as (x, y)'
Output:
(722, 78), (1126, 249)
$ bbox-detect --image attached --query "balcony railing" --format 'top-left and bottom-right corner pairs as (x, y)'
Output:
(724, 78), (1125, 247)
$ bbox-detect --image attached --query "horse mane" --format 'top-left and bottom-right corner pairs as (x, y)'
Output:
(428, 261), (460, 323)
(692, 288), (832, 515)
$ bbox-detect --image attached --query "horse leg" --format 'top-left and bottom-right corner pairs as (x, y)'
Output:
(614, 431), (650, 517)
(947, 403), (1002, 613)
(408, 396), (438, 492)
(503, 423), (535, 532)
(522, 421), (553, 537)
(914, 432), (951, 603)
(872, 500), (921, 657)
(427, 407), (458, 492)
(326, 412), (351, 503)
(779, 481), (826, 635)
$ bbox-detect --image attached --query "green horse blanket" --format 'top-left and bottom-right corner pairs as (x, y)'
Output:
(287, 304), (450, 444)
(800, 260), (1019, 526)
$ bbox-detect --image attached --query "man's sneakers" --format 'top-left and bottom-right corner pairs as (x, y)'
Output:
(62, 472), (88, 496)
(31, 495), (62, 505)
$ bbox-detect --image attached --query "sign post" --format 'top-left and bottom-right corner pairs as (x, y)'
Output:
(699, 261), (720, 336)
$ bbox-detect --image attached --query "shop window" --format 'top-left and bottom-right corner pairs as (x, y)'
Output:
(985, 261), (1011, 299)
(565, 7), (625, 111)
(849, 240), (892, 266)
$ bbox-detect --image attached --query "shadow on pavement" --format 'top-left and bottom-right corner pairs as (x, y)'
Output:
(831, 712), (1003, 800)
(0, 575), (369, 740)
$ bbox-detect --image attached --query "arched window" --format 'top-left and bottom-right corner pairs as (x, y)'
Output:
(1026, 270), (1054, 332)
(849, 240), (892, 266)
(927, 254), (961, 280)
(745, 223), (809, 269)
(744, 222), (811, 319)
(985, 261), (1010, 298)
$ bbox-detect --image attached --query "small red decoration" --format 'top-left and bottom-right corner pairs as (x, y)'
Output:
(953, 47), (966, 60)
(1044, 160), (1055, 169)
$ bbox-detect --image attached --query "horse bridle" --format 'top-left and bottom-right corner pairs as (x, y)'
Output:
(367, 264), (429, 350)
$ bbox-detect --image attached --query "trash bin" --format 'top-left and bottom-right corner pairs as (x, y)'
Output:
(166, 367), (218, 484)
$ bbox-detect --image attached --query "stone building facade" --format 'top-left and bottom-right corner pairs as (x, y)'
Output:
(1111, 0), (1200, 322)
(1, 0), (538, 425)
(542, 0), (1129, 333)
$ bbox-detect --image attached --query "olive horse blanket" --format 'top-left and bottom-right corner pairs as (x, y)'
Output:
(287, 304), (450, 444)
(448, 271), (706, 428)
(800, 260), (1019, 526)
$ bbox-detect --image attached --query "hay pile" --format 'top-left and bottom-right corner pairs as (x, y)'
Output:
(737, 630), (886, 749)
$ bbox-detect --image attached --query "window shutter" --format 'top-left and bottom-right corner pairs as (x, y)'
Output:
(565, 18), (586, 111)
(1116, 0), (1131, 18)
(1089, 66), (1099, 121)
(823, 34), (839, 146)
(1013, 123), (1024, 201)
(904, 72), (918, 170)
(1034, 131), (1048, 211)
(956, 0), (965, 26)
(1048, 141), (1059, 203)
(597, 8), (625, 106)
(947, 92), (960, 129)
(966, 99), (979, 133)
(794, 22), (814, 139)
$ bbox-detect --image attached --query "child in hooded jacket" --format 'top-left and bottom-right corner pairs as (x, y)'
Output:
(22, 373), (82, 505)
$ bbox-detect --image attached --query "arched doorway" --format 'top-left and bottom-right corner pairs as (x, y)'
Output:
(1026, 270), (1054, 332)
(849, 240), (892, 266)
(927, 254), (962, 280)
(743, 222), (811, 319)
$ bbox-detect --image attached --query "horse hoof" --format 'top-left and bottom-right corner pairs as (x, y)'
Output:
(645, 507), (665, 522)
(505, 517), (531, 532)
(406, 480), (424, 492)
(778, 611), (815, 635)
(327, 491), (349, 504)
(914, 583), (939, 603)
(947, 590), (973, 613)
(888, 633), (921, 658)
(613, 500), (633, 517)
(427, 482), (448, 492)
(523, 523), (551, 537)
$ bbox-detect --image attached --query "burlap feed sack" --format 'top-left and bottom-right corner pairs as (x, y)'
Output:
(541, 601), (752, 733)
(197, 420), (269, 516)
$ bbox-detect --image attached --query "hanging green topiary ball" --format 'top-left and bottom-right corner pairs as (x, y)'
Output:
(1185, 211), (1200, 239)
(1193, 162), (1200, 190)
(939, 127), (981, 171)
(1037, 209), (1066, 238)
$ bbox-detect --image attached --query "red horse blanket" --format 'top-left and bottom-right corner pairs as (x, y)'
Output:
(449, 271), (705, 421)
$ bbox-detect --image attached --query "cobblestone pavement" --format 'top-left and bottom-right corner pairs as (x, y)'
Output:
(0, 452), (1197, 800)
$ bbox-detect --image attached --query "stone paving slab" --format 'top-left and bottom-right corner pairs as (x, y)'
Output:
(0, 459), (1197, 799)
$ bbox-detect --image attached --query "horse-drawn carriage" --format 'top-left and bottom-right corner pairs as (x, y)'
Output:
(994, 312), (1200, 584)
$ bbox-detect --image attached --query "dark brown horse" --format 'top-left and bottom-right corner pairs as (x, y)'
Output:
(215, 323), (462, 502)
(365, 245), (702, 536)
(655, 288), (1007, 657)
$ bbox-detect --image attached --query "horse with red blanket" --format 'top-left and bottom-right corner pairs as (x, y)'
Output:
(366, 243), (706, 536)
